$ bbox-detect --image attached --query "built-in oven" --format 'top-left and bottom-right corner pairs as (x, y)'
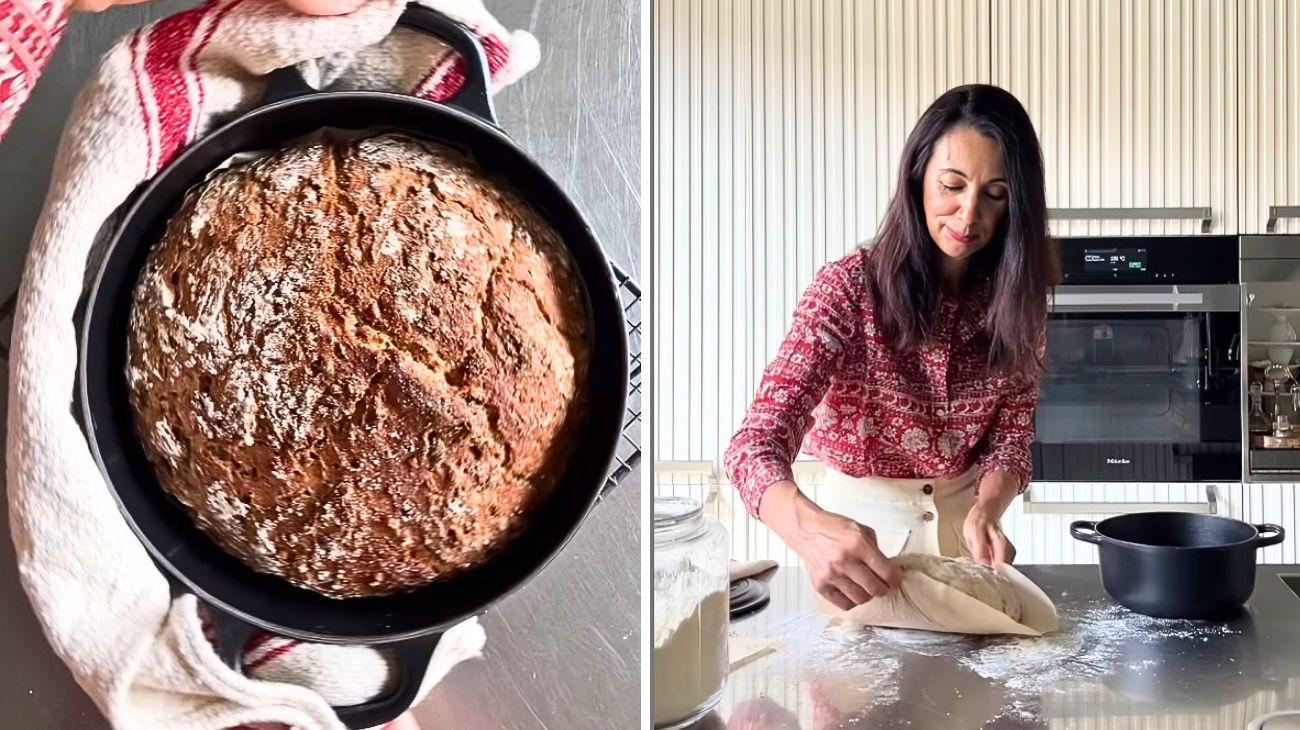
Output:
(1032, 236), (1241, 482)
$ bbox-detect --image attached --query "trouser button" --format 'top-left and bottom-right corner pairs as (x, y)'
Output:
(922, 483), (934, 495)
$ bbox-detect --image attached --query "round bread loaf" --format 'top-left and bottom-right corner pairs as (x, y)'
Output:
(126, 133), (590, 598)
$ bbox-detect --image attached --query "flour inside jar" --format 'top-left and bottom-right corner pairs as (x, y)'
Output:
(653, 496), (730, 729)
(652, 585), (728, 727)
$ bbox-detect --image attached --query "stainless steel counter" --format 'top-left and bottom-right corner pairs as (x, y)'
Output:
(0, 1), (641, 729)
(703, 565), (1300, 730)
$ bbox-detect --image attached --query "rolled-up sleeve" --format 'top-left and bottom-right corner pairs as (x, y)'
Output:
(722, 254), (861, 516)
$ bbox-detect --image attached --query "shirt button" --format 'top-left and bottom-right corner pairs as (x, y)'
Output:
(936, 408), (947, 417)
(922, 511), (936, 522)
(922, 484), (934, 495)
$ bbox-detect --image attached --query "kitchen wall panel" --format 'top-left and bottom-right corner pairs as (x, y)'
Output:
(654, 0), (990, 465)
(1229, 483), (1300, 564)
(1240, 0), (1300, 233)
(991, 0), (1239, 236)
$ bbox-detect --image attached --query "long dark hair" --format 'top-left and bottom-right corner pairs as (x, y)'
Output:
(865, 84), (1058, 379)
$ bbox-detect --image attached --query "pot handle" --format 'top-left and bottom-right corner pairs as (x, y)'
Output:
(0, 288), (14, 361)
(261, 3), (497, 125)
(209, 608), (441, 729)
(1069, 520), (1103, 545)
(1253, 523), (1286, 549)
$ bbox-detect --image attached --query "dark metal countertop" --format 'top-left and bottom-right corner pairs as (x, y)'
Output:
(699, 565), (1300, 730)
(0, 1), (641, 728)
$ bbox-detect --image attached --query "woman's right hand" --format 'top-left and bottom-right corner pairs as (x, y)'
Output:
(758, 481), (903, 610)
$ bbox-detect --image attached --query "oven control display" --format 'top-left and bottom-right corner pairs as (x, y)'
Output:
(1083, 247), (1148, 273)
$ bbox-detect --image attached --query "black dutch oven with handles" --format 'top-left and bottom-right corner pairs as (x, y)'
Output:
(1070, 512), (1285, 620)
(73, 6), (628, 728)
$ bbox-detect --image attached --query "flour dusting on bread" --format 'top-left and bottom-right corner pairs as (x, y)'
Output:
(127, 133), (590, 598)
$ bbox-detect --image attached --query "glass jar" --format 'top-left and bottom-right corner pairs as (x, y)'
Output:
(653, 496), (729, 729)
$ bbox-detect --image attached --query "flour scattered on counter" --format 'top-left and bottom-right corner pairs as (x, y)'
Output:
(957, 620), (1114, 693)
(778, 593), (1250, 724)
(952, 598), (1243, 720)
(873, 627), (980, 656)
(797, 624), (904, 711)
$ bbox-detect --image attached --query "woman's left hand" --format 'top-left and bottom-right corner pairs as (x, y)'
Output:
(962, 506), (1015, 567)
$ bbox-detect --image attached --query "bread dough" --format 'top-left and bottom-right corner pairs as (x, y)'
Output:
(893, 554), (1023, 622)
(820, 559), (1059, 637)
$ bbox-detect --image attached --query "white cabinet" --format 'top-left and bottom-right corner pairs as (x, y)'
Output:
(1004, 483), (1232, 564)
(1240, 0), (1300, 234)
(1004, 483), (1300, 565)
(991, 0), (1239, 235)
(1223, 483), (1300, 564)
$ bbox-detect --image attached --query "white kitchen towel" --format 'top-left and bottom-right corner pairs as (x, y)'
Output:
(5, 1), (539, 728)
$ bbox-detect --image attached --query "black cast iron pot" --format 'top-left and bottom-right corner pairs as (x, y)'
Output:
(77, 6), (628, 728)
(1070, 512), (1284, 620)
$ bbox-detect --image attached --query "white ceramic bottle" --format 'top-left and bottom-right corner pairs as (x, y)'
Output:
(1267, 313), (1297, 367)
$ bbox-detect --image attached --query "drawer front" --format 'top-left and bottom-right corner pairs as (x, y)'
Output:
(1006, 483), (1230, 565)
(1223, 484), (1300, 565)
(655, 464), (1300, 566)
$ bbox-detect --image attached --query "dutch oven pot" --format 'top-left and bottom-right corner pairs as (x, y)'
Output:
(77, 6), (628, 728)
(1070, 512), (1284, 620)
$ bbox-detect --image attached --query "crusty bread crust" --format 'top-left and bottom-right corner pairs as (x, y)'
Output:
(126, 134), (590, 598)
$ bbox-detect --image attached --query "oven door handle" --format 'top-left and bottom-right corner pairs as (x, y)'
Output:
(1050, 284), (1239, 312)
(1021, 484), (1219, 515)
(1052, 291), (1204, 309)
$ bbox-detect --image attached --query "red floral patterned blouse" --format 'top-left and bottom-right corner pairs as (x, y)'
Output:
(0, 0), (65, 142)
(722, 248), (1040, 516)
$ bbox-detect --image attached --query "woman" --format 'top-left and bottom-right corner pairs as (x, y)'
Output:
(723, 84), (1059, 612)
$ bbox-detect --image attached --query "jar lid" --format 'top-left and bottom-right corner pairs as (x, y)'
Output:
(654, 496), (705, 543)
(654, 495), (702, 526)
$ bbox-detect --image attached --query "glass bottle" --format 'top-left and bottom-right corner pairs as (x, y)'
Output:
(1250, 381), (1271, 434)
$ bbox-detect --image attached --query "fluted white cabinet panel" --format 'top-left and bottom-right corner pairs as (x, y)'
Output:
(1241, 0), (1300, 234)
(991, 0), (1238, 235)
